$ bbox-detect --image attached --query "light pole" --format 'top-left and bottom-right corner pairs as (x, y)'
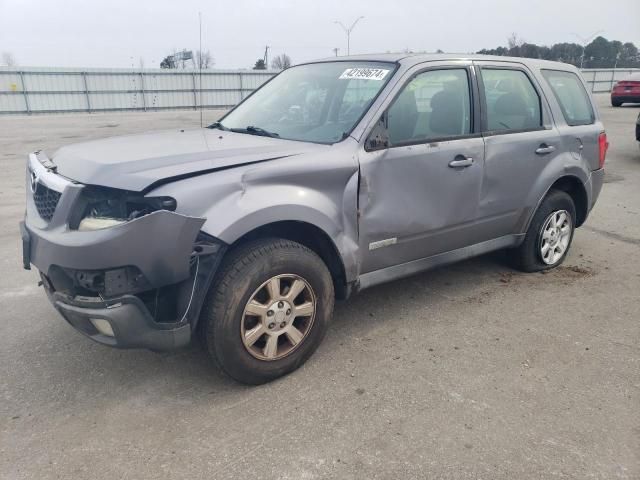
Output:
(571, 30), (604, 68)
(334, 16), (365, 56)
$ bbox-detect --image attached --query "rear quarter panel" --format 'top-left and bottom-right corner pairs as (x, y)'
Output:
(531, 65), (605, 172)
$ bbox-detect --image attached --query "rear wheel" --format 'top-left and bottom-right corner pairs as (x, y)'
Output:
(510, 190), (576, 272)
(611, 98), (623, 107)
(201, 238), (334, 384)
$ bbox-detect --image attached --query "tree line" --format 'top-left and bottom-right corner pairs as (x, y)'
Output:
(158, 49), (292, 71)
(477, 35), (640, 68)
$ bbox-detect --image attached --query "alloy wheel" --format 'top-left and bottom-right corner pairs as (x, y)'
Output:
(539, 209), (572, 265)
(240, 274), (316, 361)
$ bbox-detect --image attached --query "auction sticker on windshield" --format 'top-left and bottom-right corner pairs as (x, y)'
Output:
(339, 68), (390, 81)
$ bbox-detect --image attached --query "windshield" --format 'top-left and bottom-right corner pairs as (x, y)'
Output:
(214, 61), (396, 144)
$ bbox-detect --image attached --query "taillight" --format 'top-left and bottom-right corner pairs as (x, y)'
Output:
(598, 132), (608, 169)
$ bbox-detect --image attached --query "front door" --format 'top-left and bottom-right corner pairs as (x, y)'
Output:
(358, 65), (485, 274)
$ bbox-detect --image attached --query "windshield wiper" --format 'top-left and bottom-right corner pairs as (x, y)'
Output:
(230, 125), (280, 138)
(207, 121), (229, 131)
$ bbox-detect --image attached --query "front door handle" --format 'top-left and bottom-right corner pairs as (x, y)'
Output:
(535, 144), (556, 155)
(448, 155), (474, 168)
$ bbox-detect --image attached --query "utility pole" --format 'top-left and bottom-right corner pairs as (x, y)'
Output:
(571, 30), (603, 69)
(333, 16), (364, 56)
(199, 11), (203, 128)
(263, 46), (270, 69)
(333, 47), (340, 57)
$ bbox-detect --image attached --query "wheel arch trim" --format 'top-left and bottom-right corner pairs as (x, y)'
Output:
(205, 207), (358, 292)
(522, 171), (590, 233)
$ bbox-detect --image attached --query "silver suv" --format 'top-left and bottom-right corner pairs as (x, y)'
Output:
(21, 54), (607, 384)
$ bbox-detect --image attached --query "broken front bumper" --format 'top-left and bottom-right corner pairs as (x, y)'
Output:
(22, 152), (224, 350)
(22, 209), (222, 349)
(48, 291), (192, 350)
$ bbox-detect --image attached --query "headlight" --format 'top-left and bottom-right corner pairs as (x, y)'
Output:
(78, 217), (127, 231)
(72, 186), (177, 231)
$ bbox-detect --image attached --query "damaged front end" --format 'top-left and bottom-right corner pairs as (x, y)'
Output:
(21, 151), (226, 350)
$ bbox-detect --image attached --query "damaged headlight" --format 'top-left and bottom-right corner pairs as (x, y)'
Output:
(78, 217), (127, 231)
(73, 186), (177, 231)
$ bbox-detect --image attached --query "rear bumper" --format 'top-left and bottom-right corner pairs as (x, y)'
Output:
(588, 168), (605, 211)
(611, 94), (640, 104)
(50, 291), (191, 350)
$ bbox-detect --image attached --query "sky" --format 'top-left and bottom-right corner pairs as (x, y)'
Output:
(1, 0), (639, 69)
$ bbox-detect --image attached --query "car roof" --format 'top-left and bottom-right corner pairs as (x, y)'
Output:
(310, 52), (578, 71)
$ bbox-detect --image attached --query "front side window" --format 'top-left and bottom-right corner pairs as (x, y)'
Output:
(216, 62), (394, 144)
(386, 69), (471, 146)
(481, 68), (542, 132)
(541, 69), (595, 126)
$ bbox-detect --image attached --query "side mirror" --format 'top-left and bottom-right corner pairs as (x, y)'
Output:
(366, 113), (390, 151)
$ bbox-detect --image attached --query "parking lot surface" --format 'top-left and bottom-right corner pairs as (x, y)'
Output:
(1, 97), (638, 479)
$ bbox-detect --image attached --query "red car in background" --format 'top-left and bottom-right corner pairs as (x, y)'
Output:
(611, 73), (640, 106)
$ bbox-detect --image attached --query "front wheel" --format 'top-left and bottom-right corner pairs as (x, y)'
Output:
(201, 238), (334, 385)
(510, 190), (576, 272)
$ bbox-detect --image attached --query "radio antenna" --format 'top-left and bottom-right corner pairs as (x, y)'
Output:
(199, 11), (203, 128)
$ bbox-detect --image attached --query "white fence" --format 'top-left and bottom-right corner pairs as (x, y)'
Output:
(1, 66), (638, 115)
(582, 68), (640, 93)
(0, 67), (277, 115)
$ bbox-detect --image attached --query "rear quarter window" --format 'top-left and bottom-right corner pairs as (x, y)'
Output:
(541, 69), (595, 126)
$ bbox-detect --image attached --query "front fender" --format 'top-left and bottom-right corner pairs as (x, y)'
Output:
(149, 149), (361, 282)
(202, 182), (360, 282)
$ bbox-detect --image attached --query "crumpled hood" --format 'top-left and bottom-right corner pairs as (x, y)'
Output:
(52, 128), (324, 191)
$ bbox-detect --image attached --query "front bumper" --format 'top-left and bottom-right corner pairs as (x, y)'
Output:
(49, 291), (191, 350)
(22, 152), (224, 350)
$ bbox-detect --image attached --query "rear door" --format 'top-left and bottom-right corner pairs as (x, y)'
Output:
(474, 61), (561, 236)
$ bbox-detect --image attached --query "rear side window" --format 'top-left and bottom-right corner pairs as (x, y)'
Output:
(541, 69), (595, 126)
(386, 69), (471, 146)
(481, 68), (542, 132)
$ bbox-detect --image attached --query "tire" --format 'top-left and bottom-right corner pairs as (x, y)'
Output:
(611, 98), (623, 107)
(201, 238), (334, 385)
(510, 190), (576, 272)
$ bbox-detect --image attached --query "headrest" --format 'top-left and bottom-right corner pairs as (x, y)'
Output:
(494, 92), (529, 116)
(429, 90), (464, 135)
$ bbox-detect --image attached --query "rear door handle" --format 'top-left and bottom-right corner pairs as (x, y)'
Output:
(448, 155), (474, 168)
(535, 144), (556, 155)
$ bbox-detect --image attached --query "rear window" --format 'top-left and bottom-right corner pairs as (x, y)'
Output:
(542, 70), (595, 126)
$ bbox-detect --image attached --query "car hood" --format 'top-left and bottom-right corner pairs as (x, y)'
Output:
(51, 128), (324, 191)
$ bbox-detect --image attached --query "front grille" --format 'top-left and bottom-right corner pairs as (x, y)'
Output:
(33, 183), (62, 221)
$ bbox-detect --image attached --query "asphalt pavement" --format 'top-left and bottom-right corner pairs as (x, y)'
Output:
(0, 96), (638, 479)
